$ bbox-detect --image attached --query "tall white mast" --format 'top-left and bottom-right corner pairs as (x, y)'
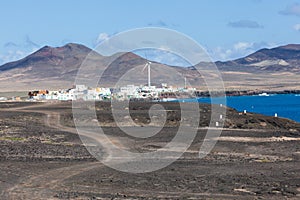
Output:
(143, 61), (151, 88)
(148, 61), (151, 87)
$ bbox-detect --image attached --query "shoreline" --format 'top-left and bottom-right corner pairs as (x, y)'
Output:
(1, 91), (299, 123)
(1, 89), (300, 99)
(195, 89), (300, 97)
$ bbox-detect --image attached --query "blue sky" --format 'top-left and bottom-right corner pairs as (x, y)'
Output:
(1, 0), (300, 65)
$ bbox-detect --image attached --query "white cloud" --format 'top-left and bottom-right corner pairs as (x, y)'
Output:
(209, 42), (277, 61)
(293, 23), (300, 31)
(0, 48), (39, 65)
(0, 37), (40, 65)
(0, 50), (26, 64)
(209, 47), (233, 61)
(94, 32), (121, 47)
(96, 33), (109, 44)
(233, 42), (253, 51)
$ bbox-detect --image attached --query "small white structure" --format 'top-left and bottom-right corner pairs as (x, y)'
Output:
(118, 85), (139, 100)
(0, 97), (8, 101)
(96, 88), (111, 100)
(46, 91), (59, 100)
(258, 92), (269, 96)
(57, 93), (74, 101)
(75, 85), (87, 92)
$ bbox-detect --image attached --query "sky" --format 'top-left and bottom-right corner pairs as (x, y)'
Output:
(1, 0), (300, 65)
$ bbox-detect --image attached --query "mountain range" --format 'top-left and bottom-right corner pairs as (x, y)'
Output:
(0, 43), (300, 91)
(216, 44), (300, 72)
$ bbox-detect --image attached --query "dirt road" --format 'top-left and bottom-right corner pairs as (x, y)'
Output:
(2, 102), (118, 199)
(0, 102), (299, 199)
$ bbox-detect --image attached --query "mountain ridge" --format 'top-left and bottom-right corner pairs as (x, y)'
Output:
(0, 43), (94, 72)
(216, 44), (300, 72)
(0, 43), (300, 91)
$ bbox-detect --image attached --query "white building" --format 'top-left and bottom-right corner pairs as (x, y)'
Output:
(117, 85), (139, 100)
(75, 85), (88, 92)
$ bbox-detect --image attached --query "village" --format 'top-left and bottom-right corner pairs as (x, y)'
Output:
(27, 84), (197, 102)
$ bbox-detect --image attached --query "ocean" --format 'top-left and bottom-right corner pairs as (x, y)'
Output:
(179, 94), (300, 122)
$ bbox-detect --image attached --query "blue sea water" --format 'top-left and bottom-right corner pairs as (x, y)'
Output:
(179, 94), (300, 122)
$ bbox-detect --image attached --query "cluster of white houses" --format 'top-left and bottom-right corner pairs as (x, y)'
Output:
(28, 84), (196, 101)
(29, 85), (111, 101)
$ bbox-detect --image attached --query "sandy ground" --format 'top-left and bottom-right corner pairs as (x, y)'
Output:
(0, 102), (299, 199)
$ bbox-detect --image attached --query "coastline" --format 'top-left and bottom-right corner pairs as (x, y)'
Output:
(1, 90), (300, 123)
(195, 89), (300, 97)
(196, 94), (300, 123)
(2, 89), (300, 99)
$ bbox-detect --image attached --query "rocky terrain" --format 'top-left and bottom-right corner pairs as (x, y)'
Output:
(0, 101), (299, 199)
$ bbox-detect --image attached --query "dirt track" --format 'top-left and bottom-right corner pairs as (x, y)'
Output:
(1, 102), (125, 199)
(0, 102), (299, 199)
